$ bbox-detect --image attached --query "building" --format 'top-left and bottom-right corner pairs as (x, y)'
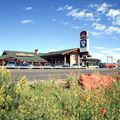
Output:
(0, 31), (101, 66)
(0, 49), (46, 66)
(0, 48), (100, 66)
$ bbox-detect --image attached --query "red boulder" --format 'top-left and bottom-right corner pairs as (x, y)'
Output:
(78, 74), (116, 90)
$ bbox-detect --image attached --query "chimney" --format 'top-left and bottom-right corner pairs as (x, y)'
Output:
(35, 49), (39, 55)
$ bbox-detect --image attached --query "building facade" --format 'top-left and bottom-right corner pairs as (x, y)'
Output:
(0, 48), (100, 66)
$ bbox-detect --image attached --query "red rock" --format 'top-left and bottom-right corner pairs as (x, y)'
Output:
(78, 74), (116, 90)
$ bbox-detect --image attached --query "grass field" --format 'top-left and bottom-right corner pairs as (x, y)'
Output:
(0, 68), (120, 120)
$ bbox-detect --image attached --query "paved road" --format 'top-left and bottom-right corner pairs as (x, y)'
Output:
(9, 68), (120, 81)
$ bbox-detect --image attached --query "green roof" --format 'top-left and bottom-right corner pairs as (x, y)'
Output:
(1, 50), (46, 62)
(2, 50), (34, 56)
(40, 48), (80, 57)
(0, 55), (11, 59)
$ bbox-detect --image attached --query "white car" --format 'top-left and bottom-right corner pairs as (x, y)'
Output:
(7, 61), (16, 67)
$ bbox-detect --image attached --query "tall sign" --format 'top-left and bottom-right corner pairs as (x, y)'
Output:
(80, 31), (89, 52)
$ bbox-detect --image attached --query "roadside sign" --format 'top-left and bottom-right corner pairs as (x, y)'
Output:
(80, 31), (89, 52)
(80, 31), (88, 39)
(80, 39), (87, 48)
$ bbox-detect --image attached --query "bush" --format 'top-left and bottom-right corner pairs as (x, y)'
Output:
(0, 68), (120, 120)
(0, 68), (39, 119)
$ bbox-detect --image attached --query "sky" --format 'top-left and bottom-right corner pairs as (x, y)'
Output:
(0, 0), (120, 63)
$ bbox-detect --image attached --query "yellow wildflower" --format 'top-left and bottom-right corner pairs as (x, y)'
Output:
(31, 95), (38, 102)
(0, 68), (6, 76)
(0, 86), (5, 94)
(0, 96), (5, 104)
(15, 86), (22, 94)
(17, 105), (25, 113)
(20, 76), (27, 85)
(6, 95), (12, 102)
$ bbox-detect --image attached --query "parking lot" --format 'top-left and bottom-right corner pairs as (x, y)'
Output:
(9, 68), (120, 81)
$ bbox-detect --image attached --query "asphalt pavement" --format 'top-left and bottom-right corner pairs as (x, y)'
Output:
(9, 68), (120, 81)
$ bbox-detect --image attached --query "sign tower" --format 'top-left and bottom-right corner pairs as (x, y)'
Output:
(80, 31), (89, 53)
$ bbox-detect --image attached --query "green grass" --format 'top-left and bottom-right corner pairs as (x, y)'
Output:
(0, 68), (120, 120)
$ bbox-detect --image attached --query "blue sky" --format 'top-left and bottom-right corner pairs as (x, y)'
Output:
(0, 0), (120, 62)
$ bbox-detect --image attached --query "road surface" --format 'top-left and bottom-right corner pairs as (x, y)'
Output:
(9, 68), (120, 81)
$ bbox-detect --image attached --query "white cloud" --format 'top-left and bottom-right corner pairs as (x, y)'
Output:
(91, 46), (120, 62)
(25, 6), (32, 11)
(96, 2), (111, 13)
(21, 19), (33, 24)
(92, 23), (106, 31)
(89, 2), (111, 13)
(106, 9), (120, 26)
(57, 7), (63, 11)
(57, 5), (73, 11)
(107, 9), (120, 18)
(67, 9), (94, 21)
(112, 48), (120, 51)
(92, 52), (106, 62)
(65, 5), (73, 10)
(105, 26), (120, 34)
(112, 16), (120, 26)
(90, 31), (102, 36)
(57, 3), (120, 36)
(91, 23), (120, 35)
(57, 5), (95, 21)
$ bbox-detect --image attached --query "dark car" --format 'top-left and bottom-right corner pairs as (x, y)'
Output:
(54, 63), (63, 68)
(99, 63), (106, 68)
(20, 63), (33, 67)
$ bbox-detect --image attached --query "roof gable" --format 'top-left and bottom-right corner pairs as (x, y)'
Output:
(40, 48), (80, 57)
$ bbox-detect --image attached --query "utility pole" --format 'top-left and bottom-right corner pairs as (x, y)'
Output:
(107, 56), (113, 63)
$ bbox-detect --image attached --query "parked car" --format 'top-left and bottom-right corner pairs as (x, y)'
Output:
(54, 63), (63, 68)
(21, 63), (33, 67)
(7, 61), (16, 67)
(44, 63), (52, 68)
(71, 63), (79, 68)
(99, 63), (106, 68)
(63, 63), (70, 67)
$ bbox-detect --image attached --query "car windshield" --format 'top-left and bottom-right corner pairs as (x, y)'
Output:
(7, 62), (15, 64)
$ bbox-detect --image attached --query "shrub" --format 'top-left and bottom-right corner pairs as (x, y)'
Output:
(0, 68), (39, 119)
